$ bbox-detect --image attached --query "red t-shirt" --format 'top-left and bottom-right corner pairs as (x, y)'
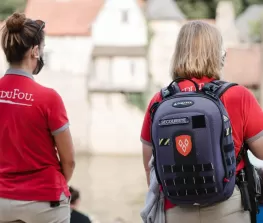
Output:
(140, 77), (263, 210)
(0, 69), (70, 201)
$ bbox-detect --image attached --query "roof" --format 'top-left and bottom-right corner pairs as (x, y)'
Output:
(25, 0), (104, 36)
(145, 0), (185, 21)
(223, 45), (261, 87)
(236, 4), (263, 43)
(137, 0), (146, 8)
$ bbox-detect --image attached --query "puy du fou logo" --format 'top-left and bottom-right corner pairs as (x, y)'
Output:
(0, 89), (34, 106)
(0, 89), (34, 101)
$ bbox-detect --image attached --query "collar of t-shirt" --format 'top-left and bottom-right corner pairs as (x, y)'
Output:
(178, 77), (215, 92)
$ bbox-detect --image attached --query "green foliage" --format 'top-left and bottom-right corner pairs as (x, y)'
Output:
(124, 92), (148, 112)
(0, 0), (27, 21)
(246, 0), (263, 4)
(176, 0), (216, 19)
(249, 18), (263, 42)
(176, 0), (263, 43)
(176, 0), (263, 19)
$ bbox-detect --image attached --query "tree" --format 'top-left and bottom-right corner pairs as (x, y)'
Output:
(175, 0), (263, 43)
(176, 0), (263, 19)
(0, 0), (27, 21)
(176, 0), (217, 19)
(249, 18), (263, 42)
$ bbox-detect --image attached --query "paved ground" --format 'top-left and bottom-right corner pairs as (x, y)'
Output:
(70, 155), (147, 223)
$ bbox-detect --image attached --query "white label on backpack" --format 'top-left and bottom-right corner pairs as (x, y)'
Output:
(159, 117), (189, 126)
(173, 100), (194, 108)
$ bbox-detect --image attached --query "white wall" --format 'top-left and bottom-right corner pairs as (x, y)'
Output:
(90, 56), (147, 91)
(149, 20), (182, 87)
(44, 36), (93, 74)
(87, 0), (148, 155)
(38, 36), (93, 152)
(92, 0), (147, 46)
(216, 1), (239, 48)
(0, 36), (93, 76)
(88, 92), (144, 155)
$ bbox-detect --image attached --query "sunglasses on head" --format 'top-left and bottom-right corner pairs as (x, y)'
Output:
(32, 20), (45, 46)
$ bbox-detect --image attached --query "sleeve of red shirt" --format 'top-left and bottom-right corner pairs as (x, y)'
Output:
(242, 87), (263, 142)
(140, 92), (162, 146)
(47, 89), (69, 136)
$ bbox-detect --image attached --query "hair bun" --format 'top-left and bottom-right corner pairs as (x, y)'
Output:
(5, 12), (26, 33)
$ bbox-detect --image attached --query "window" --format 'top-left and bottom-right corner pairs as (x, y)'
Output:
(121, 10), (129, 23)
(130, 61), (135, 76)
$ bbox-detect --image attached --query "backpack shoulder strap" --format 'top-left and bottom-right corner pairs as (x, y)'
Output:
(203, 80), (238, 98)
(236, 143), (247, 166)
(160, 82), (181, 99)
(150, 82), (180, 121)
(212, 80), (238, 98)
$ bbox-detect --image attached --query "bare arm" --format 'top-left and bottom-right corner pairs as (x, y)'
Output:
(55, 128), (75, 182)
(238, 85), (263, 160)
(142, 143), (153, 187)
(248, 137), (263, 160)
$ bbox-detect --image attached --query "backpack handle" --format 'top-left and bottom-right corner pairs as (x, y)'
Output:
(169, 77), (200, 92)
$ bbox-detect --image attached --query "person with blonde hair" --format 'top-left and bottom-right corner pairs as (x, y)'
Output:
(0, 12), (75, 223)
(140, 21), (263, 223)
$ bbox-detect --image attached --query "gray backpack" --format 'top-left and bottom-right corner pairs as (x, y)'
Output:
(150, 78), (238, 206)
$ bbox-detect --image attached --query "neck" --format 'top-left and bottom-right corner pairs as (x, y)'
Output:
(10, 63), (32, 75)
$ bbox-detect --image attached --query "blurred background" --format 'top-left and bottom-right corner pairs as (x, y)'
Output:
(1, 0), (263, 222)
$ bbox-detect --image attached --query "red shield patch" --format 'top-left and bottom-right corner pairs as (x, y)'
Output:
(175, 135), (192, 156)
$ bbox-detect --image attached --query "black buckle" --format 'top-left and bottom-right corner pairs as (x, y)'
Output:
(202, 83), (220, 100)
(204, 91), (218, 100)
(202, 83), (220, 93)
(50, 201), (60, 208)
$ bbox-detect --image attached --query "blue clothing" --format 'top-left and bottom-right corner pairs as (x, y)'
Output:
(258, 205), (263, 223)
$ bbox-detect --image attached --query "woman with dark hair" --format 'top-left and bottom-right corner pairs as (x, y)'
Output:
(0, 12), (75, 223)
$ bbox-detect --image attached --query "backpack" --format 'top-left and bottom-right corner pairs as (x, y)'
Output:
(150, 78), (238, 206)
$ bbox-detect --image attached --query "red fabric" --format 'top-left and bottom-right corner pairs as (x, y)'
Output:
(140, 77), (263, 210)
(0, 74), (70, 201)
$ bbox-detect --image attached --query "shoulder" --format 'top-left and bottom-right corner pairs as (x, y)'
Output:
(34, 82), (62, 99)
(34, 82), (59, 96)
(45, 88), (62, 99)
(221, 84), (254, 101)
(221, 84), (259, 117)
(150, 92), (162, 104)
(33, 83), (63, 107)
